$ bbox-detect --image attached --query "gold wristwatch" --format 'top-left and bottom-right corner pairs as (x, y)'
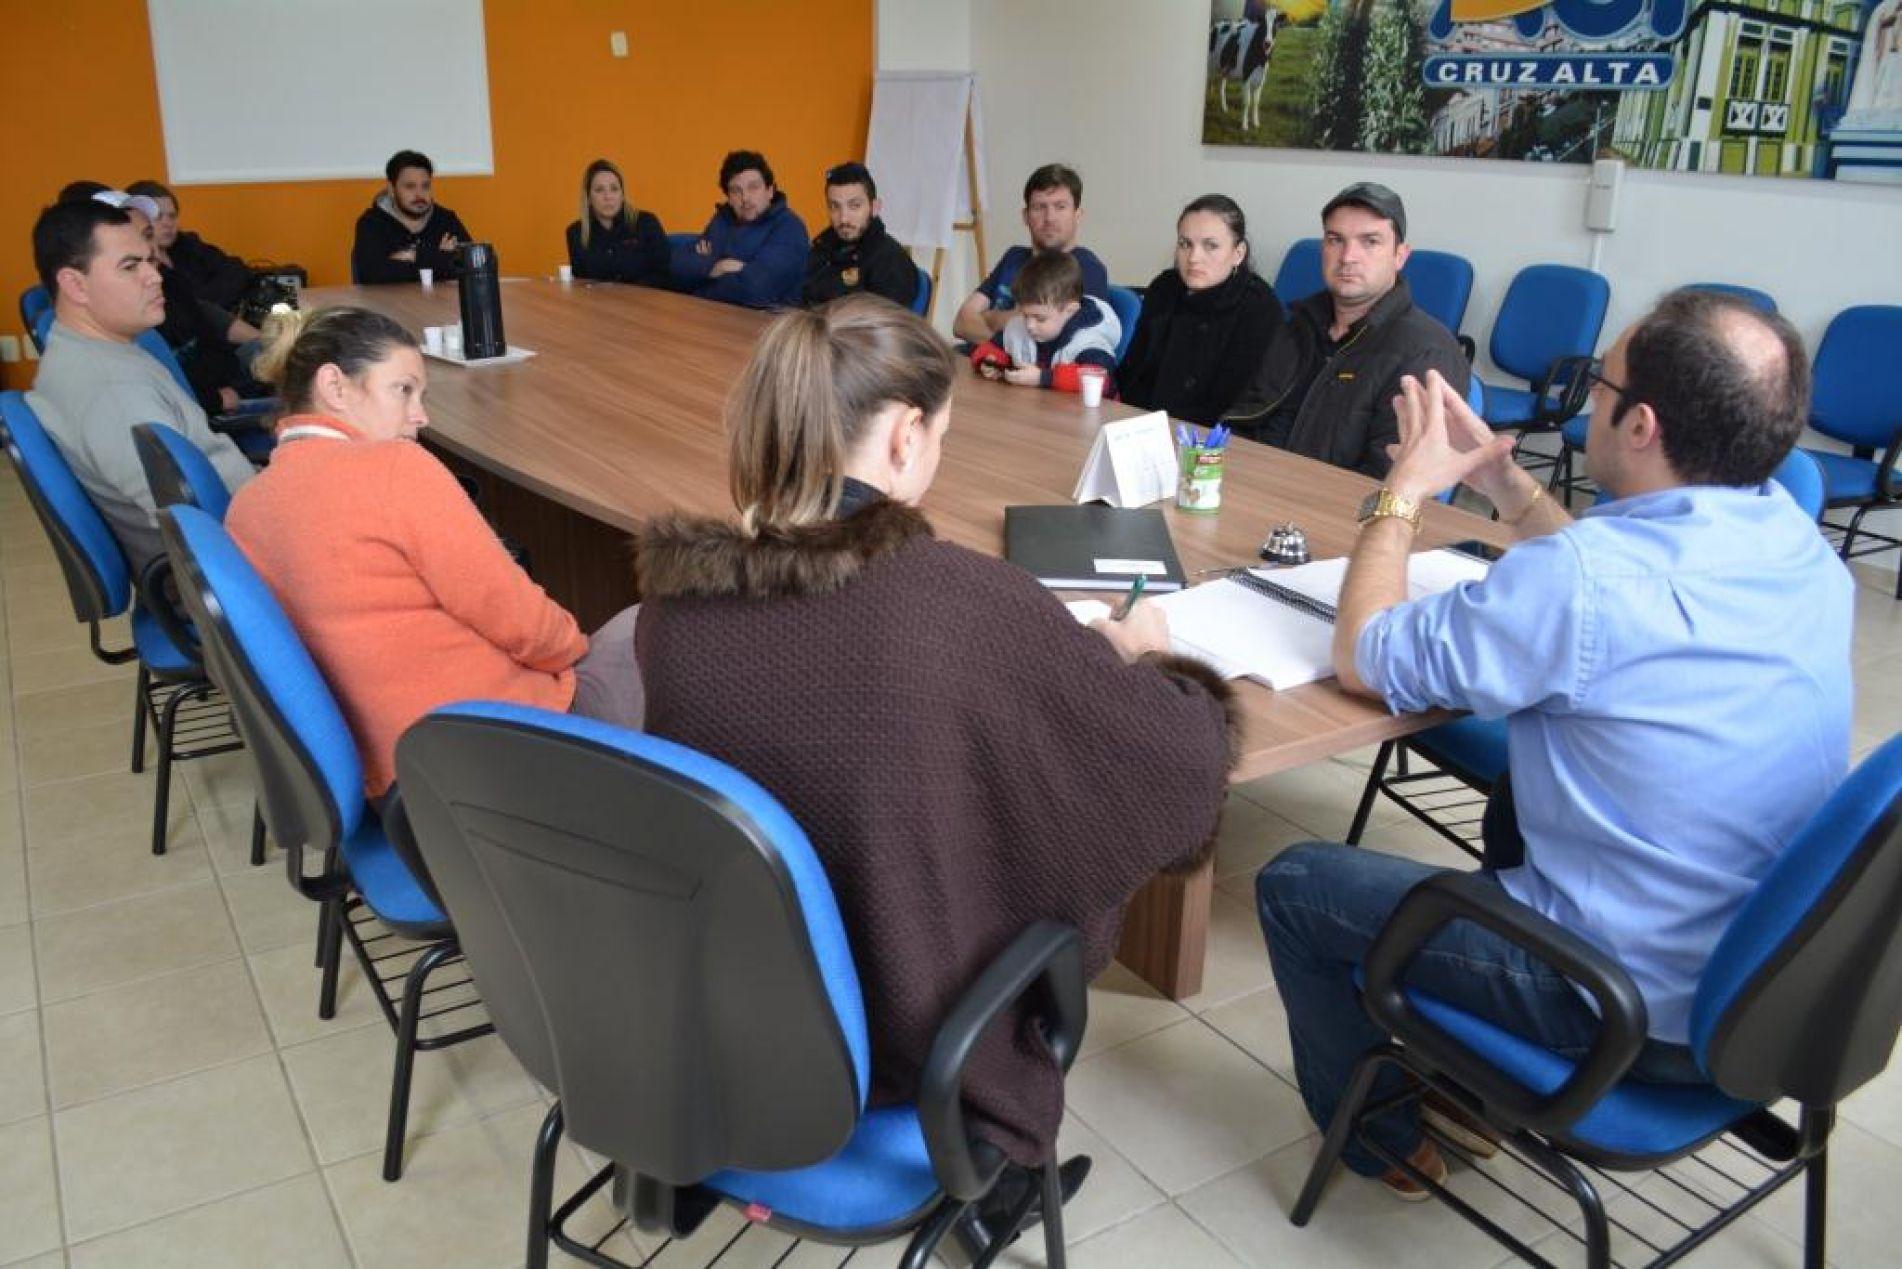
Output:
(1356, 487), (1423, 533)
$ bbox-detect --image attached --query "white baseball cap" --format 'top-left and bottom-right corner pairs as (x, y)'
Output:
(91, 189), (162, 220)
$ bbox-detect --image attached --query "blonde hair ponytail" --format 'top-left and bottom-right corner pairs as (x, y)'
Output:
(728, 295), (955, 533)
(251, 306), (311, 389)
(252, 306), (420, 414)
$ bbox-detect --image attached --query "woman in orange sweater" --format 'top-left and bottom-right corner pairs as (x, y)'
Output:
(226, 306), (641, 798)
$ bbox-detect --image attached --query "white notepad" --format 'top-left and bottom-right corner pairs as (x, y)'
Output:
(1152, 548), (1491, 689)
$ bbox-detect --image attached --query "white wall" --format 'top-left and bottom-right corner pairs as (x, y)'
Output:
(961, 0), (1902, 365)
(874, 0), (978, 330)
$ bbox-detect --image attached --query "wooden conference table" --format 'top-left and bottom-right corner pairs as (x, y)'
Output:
(310, 279), (1508, 999)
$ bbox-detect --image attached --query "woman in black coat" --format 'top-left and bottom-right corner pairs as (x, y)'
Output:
(1119, 194), (1283, 425)
(565, 159), (670, 286)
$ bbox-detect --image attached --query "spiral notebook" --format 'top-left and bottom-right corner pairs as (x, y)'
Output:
(1152, 550), (1491, 689)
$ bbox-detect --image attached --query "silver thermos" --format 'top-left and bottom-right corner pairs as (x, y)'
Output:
(457, 243), (507, 359)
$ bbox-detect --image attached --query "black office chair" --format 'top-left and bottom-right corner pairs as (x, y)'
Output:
(396, 702), (1089, 1268)
(1294, 732), (1902, 1268)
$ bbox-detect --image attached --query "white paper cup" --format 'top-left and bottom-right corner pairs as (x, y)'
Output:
(1078, 367), (1106, 408)
(444, 326), (463, 354)
(558, 264), (574, 283)
(418, 267), (435, 289)
(423, 326), (445, 354)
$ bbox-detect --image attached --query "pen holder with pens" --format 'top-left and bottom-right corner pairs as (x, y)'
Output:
(1177, 443), (1225, 514)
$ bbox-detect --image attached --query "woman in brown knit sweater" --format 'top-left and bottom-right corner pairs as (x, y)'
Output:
(632, 295), (1237, 1240)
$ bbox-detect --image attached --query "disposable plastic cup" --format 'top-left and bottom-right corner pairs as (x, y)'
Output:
(1078, 366), (1106, 408)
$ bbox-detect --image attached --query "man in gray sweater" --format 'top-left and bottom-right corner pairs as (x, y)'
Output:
(27, 198), (255, 575)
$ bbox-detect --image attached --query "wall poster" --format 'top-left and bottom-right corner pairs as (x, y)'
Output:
(1204, 0), (1902, 183)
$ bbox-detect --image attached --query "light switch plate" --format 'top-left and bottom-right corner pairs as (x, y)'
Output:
(610, 30), (628, 57)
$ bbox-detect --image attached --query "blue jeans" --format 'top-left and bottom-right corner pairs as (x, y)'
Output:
(1255, 842), (1705, 1176)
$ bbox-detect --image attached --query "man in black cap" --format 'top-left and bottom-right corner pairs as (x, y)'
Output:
(1224, 183), (1467, 477)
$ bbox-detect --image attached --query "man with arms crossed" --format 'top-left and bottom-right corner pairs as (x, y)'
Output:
(952, 163), (1110, 346)
(28, 199), (255, 575)
(1255, 290), (1852, 1197)
(351, 150), (472, 285)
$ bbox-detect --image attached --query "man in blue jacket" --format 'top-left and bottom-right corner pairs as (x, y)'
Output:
(672, 150), (808, 309)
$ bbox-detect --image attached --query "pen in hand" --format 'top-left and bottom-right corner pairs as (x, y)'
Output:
(1115, 572), (1148, 621)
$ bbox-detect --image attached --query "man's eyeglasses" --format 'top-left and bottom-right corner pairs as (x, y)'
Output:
(1585, 357), (1640, 420)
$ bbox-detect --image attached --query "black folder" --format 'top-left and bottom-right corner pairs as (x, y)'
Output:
(1003, 505), (1187, 591)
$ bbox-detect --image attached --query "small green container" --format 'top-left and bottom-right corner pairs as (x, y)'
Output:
(1176, 447), (1225, 514)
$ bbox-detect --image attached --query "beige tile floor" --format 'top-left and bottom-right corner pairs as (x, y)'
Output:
(0, 460), (1898, 1268)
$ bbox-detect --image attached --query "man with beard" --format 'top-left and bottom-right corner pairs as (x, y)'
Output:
(671, 149), (808, 309)
(351, 150), (473, 285)
(801, 162), (919, 309)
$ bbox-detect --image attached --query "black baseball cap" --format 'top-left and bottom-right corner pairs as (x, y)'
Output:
(1322, 182), (1407, 243)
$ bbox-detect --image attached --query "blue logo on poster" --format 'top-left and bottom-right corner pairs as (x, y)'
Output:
(1426, 0), (1689, 91)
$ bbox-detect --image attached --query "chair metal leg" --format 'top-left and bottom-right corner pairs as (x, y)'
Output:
(149, 683), (192, 856)
(383, 940), (461, 1182)
(1290, 1046), (1394, 1226)
(527, 1101), (564, 1269)
(249, 802), (268, 867)
(899, 1200), (972, 1269)
(130, 664), (150, 773)
(1345, 742), (1396, 845)
(317, 900), (343, 1017)
(1039, 1156), (1069, 1269)
(1803, 1107), (1833, 1269)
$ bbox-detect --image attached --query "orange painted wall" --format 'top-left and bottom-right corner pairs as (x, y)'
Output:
(0, 0), (873, 388)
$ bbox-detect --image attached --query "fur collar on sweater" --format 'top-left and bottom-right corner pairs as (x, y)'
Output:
(635, 499), (933, 601)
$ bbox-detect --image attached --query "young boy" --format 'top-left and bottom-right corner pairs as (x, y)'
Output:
(970, 251), (1121, 395)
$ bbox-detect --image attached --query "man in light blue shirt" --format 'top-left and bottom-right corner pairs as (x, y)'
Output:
(1256, 289), (1853, 1196)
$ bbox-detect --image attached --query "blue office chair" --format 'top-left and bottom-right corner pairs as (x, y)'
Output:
(133, 421), (236, 523)
(910, 264), (932, 317)
(1552, 283), (1781, 499)
(1801, 305), (1902, 600)
(1481, 267), (1609, 479)
(0, 391), (240, 857)
(29, 303), (53, 351)
(20, 285), (53, 353)
(1105, 284), (1141, 364)
(131, 422), (265, 867)
(1273, 238), (1323, 305)
(1348, 446), (1829, 858)
(1686, 283), (1777, 313)
(394, 702), (1088, 1269)
(1297, 732), (1902, 1269)
(1400, 249), (1475, 342)
(157, 504), (492, 1182)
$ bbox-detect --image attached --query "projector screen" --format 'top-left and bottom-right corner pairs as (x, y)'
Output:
(147, 0), (495, 185)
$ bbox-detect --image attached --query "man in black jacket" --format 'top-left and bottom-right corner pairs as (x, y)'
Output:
(1224, 183), (1467, 477)
(802, 162), (919, 309)
(350, 150), (473, 285)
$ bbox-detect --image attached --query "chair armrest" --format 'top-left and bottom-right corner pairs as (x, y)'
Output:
(209, 406), (279, 435)
(133, 555), (204, 670)
(1522, 355), (1594, 432)
(1360, 871), (1647, 1137)
(916, 920), (1087, 1200)
(376, 785), (448, 913)
(1877, 432), (1901, 502)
